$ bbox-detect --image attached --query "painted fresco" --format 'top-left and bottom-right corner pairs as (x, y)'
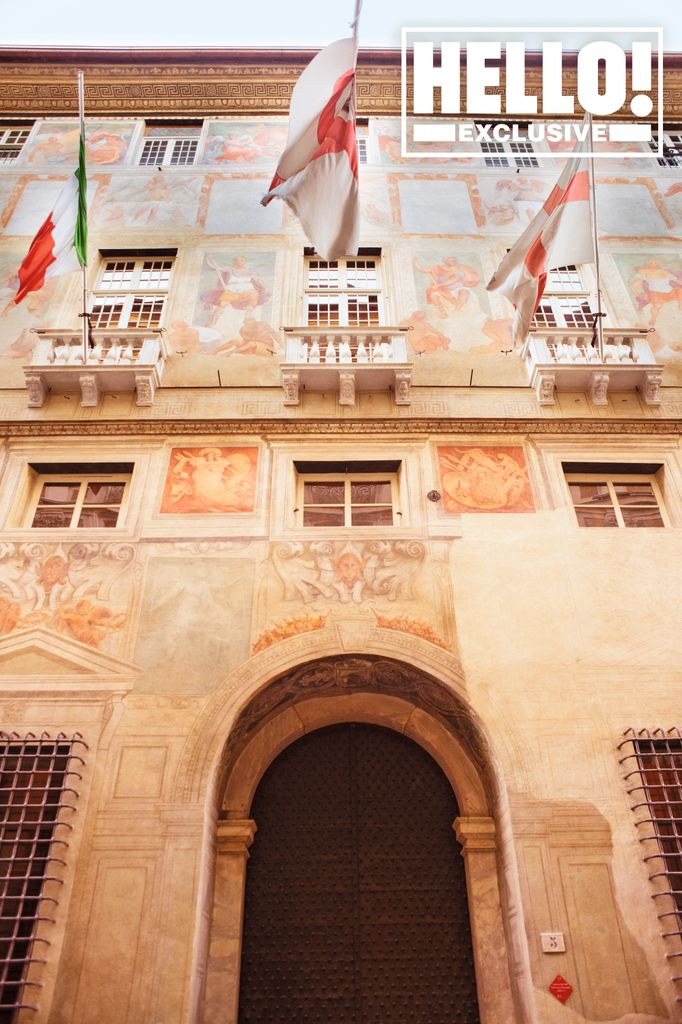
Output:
(405, 246), (512, 354)
(91, 174), (202, 228)
(0, 542), (134, 651)
(358, 174), (393, 228)
(477, 175), (551, 229)
(204, 121), (287, 167)
(182, 250), (278, 356)
(372, 119), (474, 166)
(204, 176), (283, 234)
(437, 446), (535, 513)
(23, 121), (136, 165)
(0, 251), (57, 360)
(133, 555), (254, 692)
(611, 252), (682, 356)
(160, 447), (258, 514)
(398, 178), (477, 234)
(255, 538), (454, 652)
(596, 182), (669, 237)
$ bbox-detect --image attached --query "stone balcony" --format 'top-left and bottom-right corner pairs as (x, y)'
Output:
(522, 329), (662, 406)
(24, 329), (169, 408)
(280, 327), (413, 407)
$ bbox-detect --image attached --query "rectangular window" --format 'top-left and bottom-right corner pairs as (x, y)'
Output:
(619, 729), (682, 931)
(0, 126), (31, 165)
(565, 469), (666, 528)
(532, 265), (593, 329)
(649, 128), (682, 168)
(90, 255), (174, 330)
(138, 123), (201, 166)
(0, 733), (86, 1022)
(356, 121), (369, 164)
(297, 462), (399, 528)
(476, 123), (539, 167)
(305, 252), (383, 328)
(26, 465), (132, 529)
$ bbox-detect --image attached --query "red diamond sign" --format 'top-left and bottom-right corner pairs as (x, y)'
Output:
(548, 975), (573, 1004)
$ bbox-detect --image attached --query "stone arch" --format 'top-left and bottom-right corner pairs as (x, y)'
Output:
(177, 640), (537, 1024)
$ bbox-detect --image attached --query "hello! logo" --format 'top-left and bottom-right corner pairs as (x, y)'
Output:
(401, 28), (663, 158)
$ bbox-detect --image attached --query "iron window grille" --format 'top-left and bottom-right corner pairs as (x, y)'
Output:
(618, 728), (682, 1004)
(90, 256), (174, 330)
(0, 733), (87, 1023)
(0, 128), (31, 166)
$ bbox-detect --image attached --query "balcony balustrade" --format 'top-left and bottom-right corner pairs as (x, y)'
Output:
(523, 329), (662, 406)
(280, 327), (413, 406)
(24, 329), (169, 408)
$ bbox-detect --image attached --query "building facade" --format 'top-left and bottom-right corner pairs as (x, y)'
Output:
(0, 46), (681, 1024)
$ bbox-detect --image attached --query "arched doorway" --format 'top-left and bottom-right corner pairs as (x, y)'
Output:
(238, 723), (480, 1023)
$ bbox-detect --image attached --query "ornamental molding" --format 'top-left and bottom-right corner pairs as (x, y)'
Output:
(0, 50), (680, 117)
(0, 417), (680, 437)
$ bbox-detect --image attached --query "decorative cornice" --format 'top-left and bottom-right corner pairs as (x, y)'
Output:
(0, 417), (680, 437)
(0, 48), (680, 117)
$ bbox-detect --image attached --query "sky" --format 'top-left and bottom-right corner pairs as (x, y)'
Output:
(0, 0), (680, 50)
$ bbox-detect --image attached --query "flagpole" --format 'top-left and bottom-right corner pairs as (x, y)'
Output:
(351, 0), (362, 49)
(586, 111), (604, 362)
(77, 69), (88, 365)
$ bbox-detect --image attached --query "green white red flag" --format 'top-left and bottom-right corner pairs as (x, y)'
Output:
(15, 127), (87, 304)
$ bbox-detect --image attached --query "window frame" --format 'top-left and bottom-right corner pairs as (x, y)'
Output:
(565, 471), (668, 528)
(297, 470), (400, 530)
(25, 470), (133, 530)
(304, 254), (384, 328)
(137, 122), (202, 167)
(90, 255), (175, 330)
(649, 127), (682, 168)
(0, 124), (32, 164)
(532, 265), (594, 330)
(475, 122), (540, 168)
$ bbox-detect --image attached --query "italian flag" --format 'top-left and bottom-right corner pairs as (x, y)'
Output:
(15, 129), (87, 303)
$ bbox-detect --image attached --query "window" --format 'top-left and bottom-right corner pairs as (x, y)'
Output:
(648, 127), (682, 167)
(0, 732), (86, 1023)
(138, 123), (201, 166)
(0, 126), (31, 165)
(356, 120), (368, 164)
(90, 254), (174, 329)
(476, 123), (539, 168)
(533, 265), (593, 329)
(565, 467), (665, 528)
(27, 465), (132, 529)
(296, 461), (399, 527)
(619, 729), (682, 928)
(305, 250), (383, 328)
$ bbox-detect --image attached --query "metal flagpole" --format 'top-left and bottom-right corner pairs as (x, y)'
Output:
(77, 69), (88, 365)
(586, 111), (605, 362)
(351, 0), (362, 48)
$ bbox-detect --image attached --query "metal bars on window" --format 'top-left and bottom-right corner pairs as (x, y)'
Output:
(618, 728), (682, 1003)
(0, 733), (87, 1022)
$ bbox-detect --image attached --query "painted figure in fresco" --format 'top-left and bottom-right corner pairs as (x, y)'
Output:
(200, 256), (269, 327)
(0, 265), (56, 359)
(413, 256), (481, 318)
(631, 259), (682, 327)
(55, 600), (126, 647)
(399, 311), (450, 354)
(486, 177), (546, 226)
(99, 174), (198, 227)
(86, 129), (129, 164)
(214, 317), (282, 357)
(439, 447), (532, 512)
(163, 448), (256, 513)
(206, 126), (285, 164)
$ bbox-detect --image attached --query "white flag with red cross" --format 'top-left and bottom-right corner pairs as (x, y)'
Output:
(261, 36), (359, 260)
(486, 133), (595, 345)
